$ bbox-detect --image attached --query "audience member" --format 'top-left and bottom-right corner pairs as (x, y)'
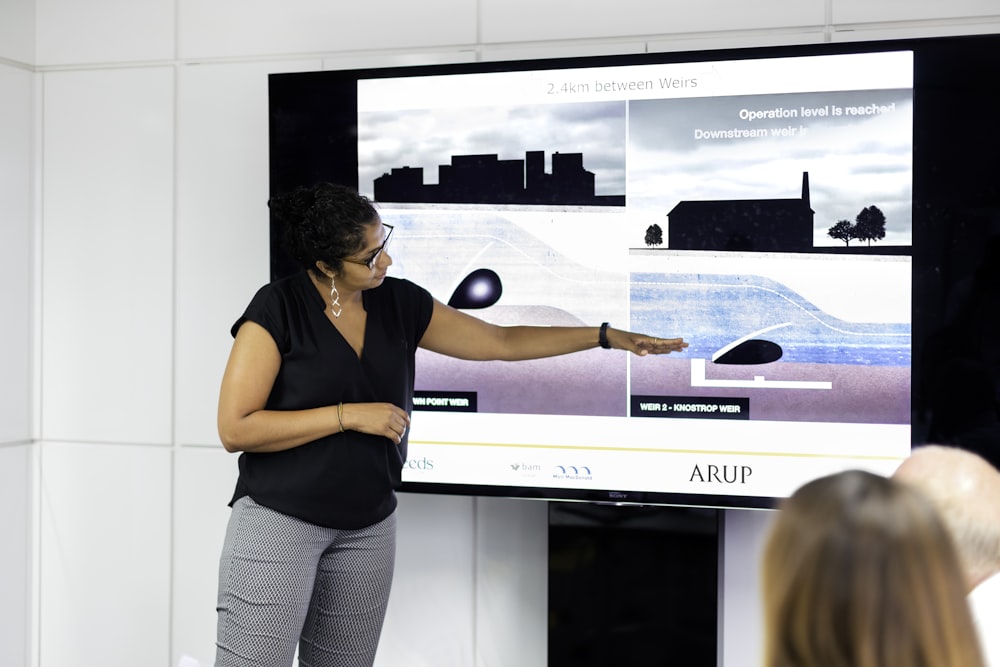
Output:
(762, 469), (984, 667)
(894, 444), (1000, 667)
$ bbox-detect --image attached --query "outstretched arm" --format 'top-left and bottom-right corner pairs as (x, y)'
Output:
(418, 298), (687, 361)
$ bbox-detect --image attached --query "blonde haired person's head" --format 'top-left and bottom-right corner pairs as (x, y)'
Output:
(762, 469), (984, 667)
(893, 444), (1000, 589)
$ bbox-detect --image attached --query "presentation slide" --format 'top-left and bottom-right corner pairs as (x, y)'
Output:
(354, 51), (913, 500)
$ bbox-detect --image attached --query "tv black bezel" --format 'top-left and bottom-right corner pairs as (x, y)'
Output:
(269, 31), (1000, 510)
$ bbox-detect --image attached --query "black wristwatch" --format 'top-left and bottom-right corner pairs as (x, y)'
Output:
(599, 322), (611, 349)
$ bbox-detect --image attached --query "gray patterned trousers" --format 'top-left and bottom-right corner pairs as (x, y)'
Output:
(215, 496), (396, 667)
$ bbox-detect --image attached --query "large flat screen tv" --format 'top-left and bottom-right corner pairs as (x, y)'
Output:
(268, 32), (1000, 510)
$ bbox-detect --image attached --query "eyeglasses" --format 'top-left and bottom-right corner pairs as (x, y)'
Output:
(341, 224), (393, 270)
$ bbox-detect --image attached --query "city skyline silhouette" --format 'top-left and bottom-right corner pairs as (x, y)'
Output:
(374, 149), (626, 206)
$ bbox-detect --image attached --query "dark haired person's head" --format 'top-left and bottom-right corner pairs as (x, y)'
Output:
(762, 469), (984, 667)
(269, 182), (378, 276)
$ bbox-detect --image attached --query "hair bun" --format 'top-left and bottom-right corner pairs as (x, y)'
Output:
(268, 185), (315, 230)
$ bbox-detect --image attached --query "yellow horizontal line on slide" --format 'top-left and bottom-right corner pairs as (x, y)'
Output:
(409, 439), (901, 461)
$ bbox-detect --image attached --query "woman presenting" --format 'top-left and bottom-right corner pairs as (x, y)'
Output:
(215, 182), (687, 667)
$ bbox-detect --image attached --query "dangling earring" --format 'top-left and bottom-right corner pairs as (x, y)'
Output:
(329, 275), (342, 317)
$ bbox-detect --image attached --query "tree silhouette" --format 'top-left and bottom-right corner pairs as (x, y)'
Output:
(645, 223), (663, 246)
(827, 219), (855, 246)
(854, 205), (886, 247)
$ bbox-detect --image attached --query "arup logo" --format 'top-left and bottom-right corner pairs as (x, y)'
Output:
(553, 465), (593, 480)
(689, 463), (751, 484)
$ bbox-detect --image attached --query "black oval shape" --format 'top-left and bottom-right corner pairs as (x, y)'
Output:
(714, 339), (783, 365)
(448, 268), (502, 309)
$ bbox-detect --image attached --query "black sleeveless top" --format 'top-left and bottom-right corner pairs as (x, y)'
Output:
(228, 271), (434, 529)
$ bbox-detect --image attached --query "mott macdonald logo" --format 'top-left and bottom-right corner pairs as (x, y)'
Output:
(553, 465), (593, 481)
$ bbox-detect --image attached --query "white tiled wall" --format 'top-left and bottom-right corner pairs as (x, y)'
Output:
(719, 509), (775, 667)
(0, 32), (36, 667)
(38, 442), (172, 667)
(174, 59), (318, 447)
(832, 0), (1000, 24)
(0, 63), (33, 447)
(6, 1), (999, 666)
(0, 0), (35, 66)
(479, 0), (826, 44)
(473, 497), (548, 667)
(40, 68), (175, 446)
(0, 445), (33, 667)
(171, 446), (239, 664)
(379, 493), (479, 666)
(830, 20), (1000, 42)
(176, 0), (478, 61)
(36, 0), (175, 66)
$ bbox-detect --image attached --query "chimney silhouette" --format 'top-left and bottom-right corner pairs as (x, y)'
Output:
(801, 171), (810, 207)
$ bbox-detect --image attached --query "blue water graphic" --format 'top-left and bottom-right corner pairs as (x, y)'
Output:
(630, 272), (910, 366)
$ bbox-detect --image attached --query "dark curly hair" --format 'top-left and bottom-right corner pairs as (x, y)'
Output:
(269, 183), (378, 274)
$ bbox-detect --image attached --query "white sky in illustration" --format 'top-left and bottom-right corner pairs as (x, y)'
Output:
(628, 89), (913, 246)
(356, 84), (912, 248)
